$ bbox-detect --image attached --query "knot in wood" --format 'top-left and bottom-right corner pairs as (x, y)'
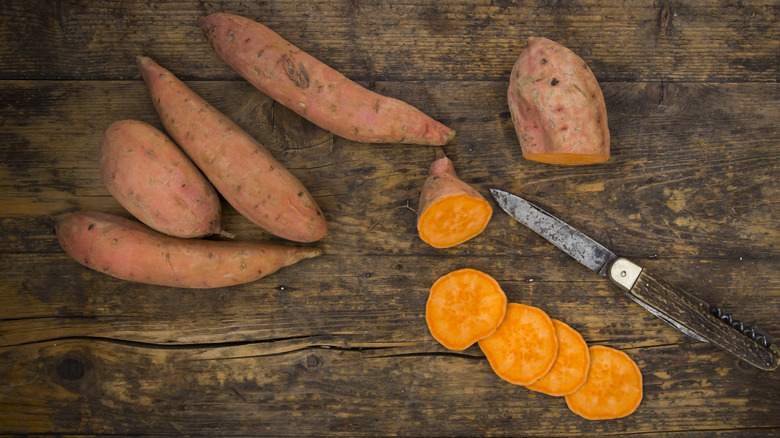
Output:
(57, 357), (85, 381)
(305, 354), (322, 369)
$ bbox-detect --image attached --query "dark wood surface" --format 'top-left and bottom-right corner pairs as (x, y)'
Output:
(1, 0), (778, 435)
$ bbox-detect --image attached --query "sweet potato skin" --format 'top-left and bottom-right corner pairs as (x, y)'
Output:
(56, 211), (322, 288)
(99, 119), (221, 238)
(507, 37), (609, 164)
(137, 55), (327, 243)
(417, 151), (492, 248)
(199, 13), (455, 146)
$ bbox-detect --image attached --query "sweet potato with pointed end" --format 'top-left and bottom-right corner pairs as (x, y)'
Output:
(99, 119), (221, 238)
(417, 149), (492, 248)
(526, 319), (590, 396)
(56, 211), (322, 288)
(137, 55), (327, 243)
(565, 346), (643, 420)
(426, 269), (507, 350)
(508, 37), (609, 165)
(199, 13), (455, 146)
(478, 303), (558, 386)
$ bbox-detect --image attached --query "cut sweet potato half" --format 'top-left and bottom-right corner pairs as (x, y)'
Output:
(417, 149), (492, 248)
(426, 269), (507, 351)
(526, 319), (590, 396)
(478, 303), (558, 385)
(565, 345), (643, 420)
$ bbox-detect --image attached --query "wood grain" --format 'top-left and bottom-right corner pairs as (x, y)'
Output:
(1, 0), (778, 435)
(1, 0), (778, 82)
(1, 338), (777, 436)
(2, 80), (777, 257)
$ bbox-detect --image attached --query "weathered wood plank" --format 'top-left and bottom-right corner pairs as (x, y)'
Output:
(1, 0), (777, 82)
(1, 338), (777, 435)
(2, 80), (777, 258)
(2, 252), (777, 351)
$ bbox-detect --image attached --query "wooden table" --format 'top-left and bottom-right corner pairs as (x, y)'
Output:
(2, 1), (778, 435)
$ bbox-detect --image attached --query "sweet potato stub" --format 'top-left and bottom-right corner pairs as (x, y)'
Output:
(418, 194), (492, 248)
(426, 269), (507, 351)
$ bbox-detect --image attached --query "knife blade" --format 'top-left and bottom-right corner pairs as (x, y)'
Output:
(490, 188), (779, 371)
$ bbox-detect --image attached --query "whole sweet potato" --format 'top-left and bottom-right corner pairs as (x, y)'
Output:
(508, 37), (609, 165)
(137, 55), (327, 243)
(56, 211), (322, 288)
(199, 12), (455, 146)
(100, 119), (221, 238)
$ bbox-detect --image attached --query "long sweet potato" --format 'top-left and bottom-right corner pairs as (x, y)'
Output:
(56, 211), (322, 288)
(137, 55), (327, 243)
(199, 12), (455, 146)
(99, 119), (222, 238)
(426, 268), (507, 350)
(417, 149), (492, 248)
(508, 37), (609, 165)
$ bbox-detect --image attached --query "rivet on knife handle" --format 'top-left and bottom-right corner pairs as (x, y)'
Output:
(608, 258), (780, 371)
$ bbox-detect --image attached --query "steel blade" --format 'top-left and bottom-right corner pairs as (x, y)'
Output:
(490, 188), (618, 276)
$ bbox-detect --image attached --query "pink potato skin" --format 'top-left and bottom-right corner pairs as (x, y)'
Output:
(199, 13), (455, 146)
(99, 119), (221, 238)
(137, 55), (327, 243)
(56, 211), (323, 289)
(507, 37), (609, 164)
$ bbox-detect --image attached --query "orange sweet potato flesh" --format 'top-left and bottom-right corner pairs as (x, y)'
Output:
(137, 55), (327, 243)
(56, 211), (322, 289)
(200, 13), (455, 146)
(100, 119), (221, 238)
(426, 269), (507, 351)
(565, 345), (643, 420)
(478, 303), (558, 386)
(508, 37), (609, 165)
(417, 150), (492, 248)
(526, 319), (590, 396)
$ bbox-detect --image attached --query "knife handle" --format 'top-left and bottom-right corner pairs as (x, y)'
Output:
(608, 258), (780, 371)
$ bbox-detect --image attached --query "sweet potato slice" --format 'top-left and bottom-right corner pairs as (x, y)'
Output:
(565, 345), (643, 420)
(478, 303), (558, 385)
(426, 269), (507, 351)
(417, 149), (492, 248)
(526, 319), (590, 396)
